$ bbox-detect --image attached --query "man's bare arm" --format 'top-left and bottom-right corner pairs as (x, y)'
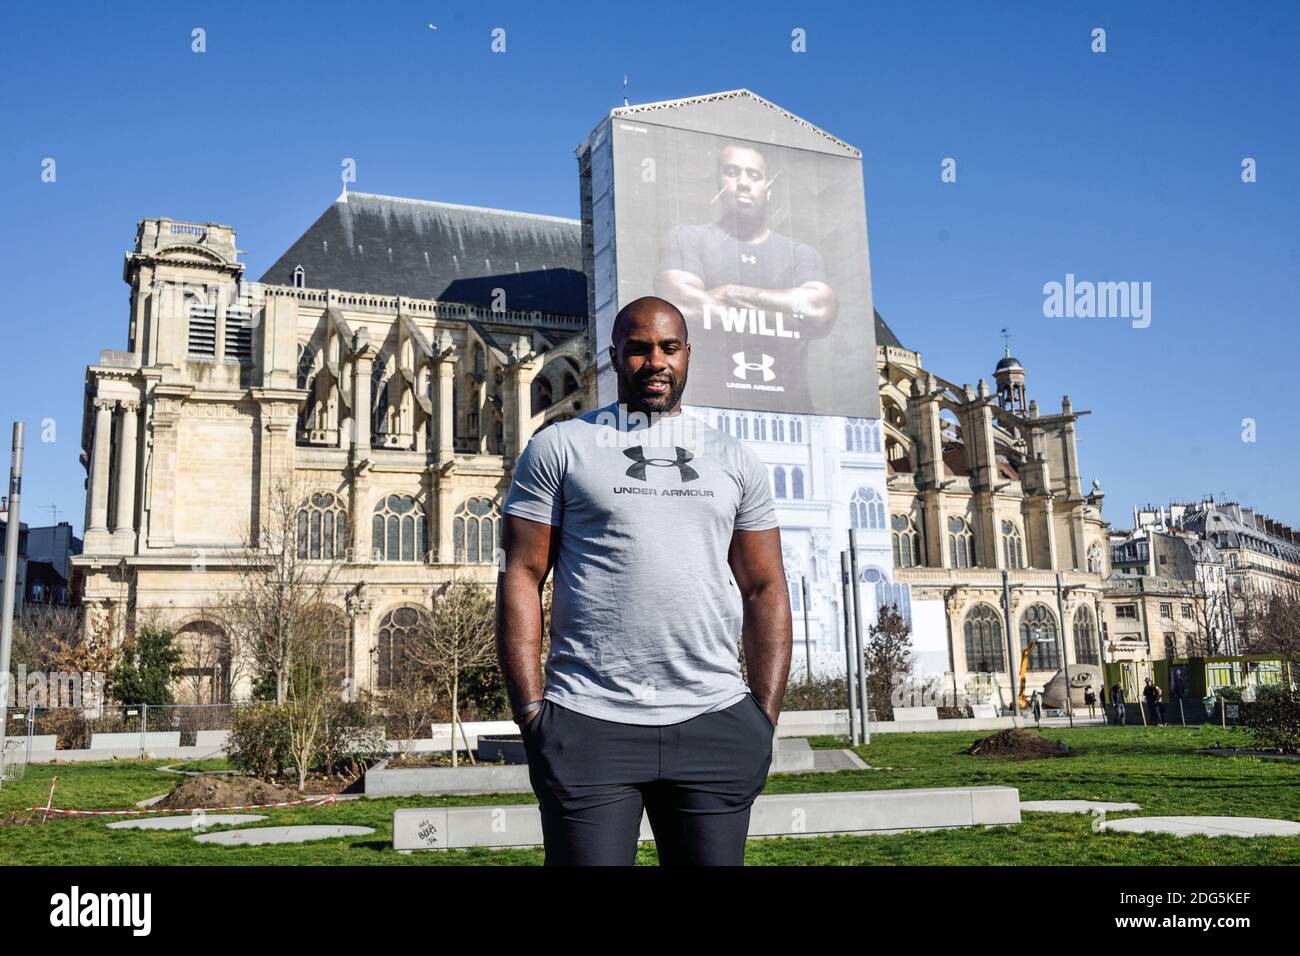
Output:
(495, 514), (559, 725)
(728, 527), (792, 726)
(711, 282), (838, 339)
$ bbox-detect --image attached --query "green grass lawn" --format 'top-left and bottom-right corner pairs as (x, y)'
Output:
(1, 724), (1296, 865)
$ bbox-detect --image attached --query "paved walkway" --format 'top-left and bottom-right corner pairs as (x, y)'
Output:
(1021, 800), (1140, 813)
(1100, 816), (1300, 838)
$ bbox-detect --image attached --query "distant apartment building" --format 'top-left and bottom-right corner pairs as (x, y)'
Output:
(0, 501), (28, 618)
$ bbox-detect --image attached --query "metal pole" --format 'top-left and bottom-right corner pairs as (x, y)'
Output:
(840, 551), (859, 746)
(1001, 570), (1021, 716)
(26, 700), (33, 766)
(801, 577), (812, 684)
(140, 702), (148, 759)
(848, 529), (869, 743)
(1055, 572), (1075, 728)
(0, 423), (25, 785)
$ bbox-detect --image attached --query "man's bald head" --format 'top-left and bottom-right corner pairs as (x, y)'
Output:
(611, 295), (688, 347)
(608, 296), (691, 415)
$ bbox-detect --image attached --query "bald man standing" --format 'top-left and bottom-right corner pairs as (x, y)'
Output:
(496, 295), (792, 866)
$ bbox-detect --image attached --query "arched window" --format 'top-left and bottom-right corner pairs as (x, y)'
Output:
(377, 606), (427, 691)
(532, 376), (554, 412)
(1073, 606), (1099, 665)
(891, 513), (921, 568)
(454, 496), (501, 564)
(311, 605), (351, 690)
(372, 495), (428, 562)
(775, 418), (785, 442)
(773, 466), (787, 499)
(845, 418), (869, 452)
(948, 516), (975, 569)
(851, 486), (886, 530)
(755, 417), (766, 441)
(296, 343), (316, 390)
(1001, 520), (1025, 569)
(791, 467), (805, 499)
(964, 604), (1005, 674)
(371, 361), (390, 440)
(298, 492), (348, 560)
(739, 416), (749, 440)
(292, 265), (305, 288)
(791, 418), (802, 443)
(1087, 542), (1104, 574)
(174, 620), (233, 704)
(473, 343), (486, 375)
(1019, 605), (1060, 671)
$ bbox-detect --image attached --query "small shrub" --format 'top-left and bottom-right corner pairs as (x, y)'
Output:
(1240, 684), (1300, 754)
(318, 698), (386, 778)
(226, 703), (291, 781)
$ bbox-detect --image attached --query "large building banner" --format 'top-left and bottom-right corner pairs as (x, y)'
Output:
(579, 91), (897, 678)
(583, 91), (880, 419)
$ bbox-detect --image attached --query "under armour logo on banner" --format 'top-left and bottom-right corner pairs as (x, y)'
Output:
(623, 446), (699, 482)
(732, 352), (776, 382)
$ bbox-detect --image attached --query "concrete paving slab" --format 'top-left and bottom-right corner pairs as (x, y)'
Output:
(1022, 800), (1141, 813)
(194, 825), (374, 846)
(1100, 816), (1300, 838)
(811, 749), (870, 772)
(108, 814), (266, 830)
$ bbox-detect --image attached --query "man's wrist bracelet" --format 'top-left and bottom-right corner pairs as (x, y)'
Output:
(513, 699), (544, 722)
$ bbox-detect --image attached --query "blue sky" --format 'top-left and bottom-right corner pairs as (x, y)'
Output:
(1, 1), (1297, 536)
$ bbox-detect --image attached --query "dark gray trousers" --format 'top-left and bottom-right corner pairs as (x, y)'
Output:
(521, 693), (774, 866)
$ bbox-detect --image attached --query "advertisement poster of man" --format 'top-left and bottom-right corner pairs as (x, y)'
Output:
(610, 120), (879, 418)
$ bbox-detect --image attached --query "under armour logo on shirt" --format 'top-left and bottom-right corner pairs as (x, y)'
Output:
(740, 253), (757, 264)
(623, 446), (699, 482)
(732, 352), (776, 382)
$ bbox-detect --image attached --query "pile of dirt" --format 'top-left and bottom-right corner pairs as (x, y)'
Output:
(153, 775), (296, 811)
(965, 729), (1073, 761)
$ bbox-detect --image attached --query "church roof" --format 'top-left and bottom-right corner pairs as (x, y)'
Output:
(874, 310), (904, 350)
(259, 192), (587, 316)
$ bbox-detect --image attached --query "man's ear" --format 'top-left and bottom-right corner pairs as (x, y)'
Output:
(608, 344), (618, 367)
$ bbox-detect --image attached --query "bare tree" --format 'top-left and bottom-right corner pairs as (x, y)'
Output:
(405, 575), (498, 768)
(1240, 588), (1300, 665)
(1171, 578), (1232, 658)
(217, 478), (344, 705)
(214, 479), (347, 790)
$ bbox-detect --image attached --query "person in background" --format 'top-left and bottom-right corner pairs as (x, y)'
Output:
(1110, 682), (1127, 726)
(1083, 684), (1098, 719)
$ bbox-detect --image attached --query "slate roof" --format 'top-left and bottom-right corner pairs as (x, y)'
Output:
(260, 192), (587, 316)
(874, 310), (904, 350)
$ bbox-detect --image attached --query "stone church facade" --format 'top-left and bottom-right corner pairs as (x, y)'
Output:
(73, 194), (594, 702)
(878, 329), (1112, 708)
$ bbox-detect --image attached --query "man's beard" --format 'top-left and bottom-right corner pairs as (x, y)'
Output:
(721, 200), (764, 240)
(617, 365), (688, 415)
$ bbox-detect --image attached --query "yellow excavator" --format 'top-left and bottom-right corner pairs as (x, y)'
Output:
(1017, 634), (1050, 710)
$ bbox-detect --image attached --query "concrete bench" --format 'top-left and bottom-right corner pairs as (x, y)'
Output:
(774, 709), (850, 737)
(892, 706), (939, 721)
(393, 785), (1020, 851)
(194, 730), (230, 749)
(89, 732), (182, 751)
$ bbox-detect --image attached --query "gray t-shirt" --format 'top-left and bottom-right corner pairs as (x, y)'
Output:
(503, 402), (779, 725)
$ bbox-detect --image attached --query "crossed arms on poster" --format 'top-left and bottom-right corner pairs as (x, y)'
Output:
(656, 270), (838, 341)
